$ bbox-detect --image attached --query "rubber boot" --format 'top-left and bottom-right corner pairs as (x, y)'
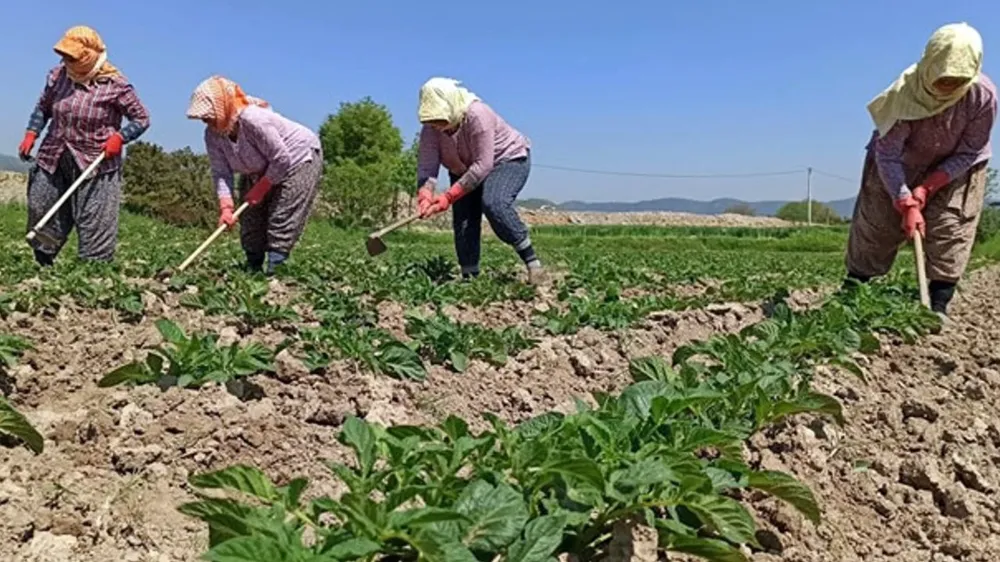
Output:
(246, 251), (265, 273)
(527, 261), (549, 286)
(841, 271), (870, 291)
(266, 250), (288, 276)
(33, 249), (55, 267)
(929, 280), (956, 318)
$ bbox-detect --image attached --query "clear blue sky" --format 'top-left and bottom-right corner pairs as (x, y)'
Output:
(1, 0), (997, 203)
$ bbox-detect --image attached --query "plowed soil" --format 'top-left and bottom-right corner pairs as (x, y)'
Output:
(1, 264), (998, 562)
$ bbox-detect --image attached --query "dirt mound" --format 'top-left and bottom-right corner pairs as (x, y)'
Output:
(2, 265), (1000, 561)
(0, 171), (27, 205)
(519, 208), (796, 228)
(745, 265), (1000, 561)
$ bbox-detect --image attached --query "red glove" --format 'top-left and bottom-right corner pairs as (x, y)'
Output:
(894, 196), (925, 239)
(18, 131), (37, 161)
(245, 177), (273, 206)
(420, 184), (465, 218)
(218, 196), (236, 229)
(102, 132), (124, 157)
(911, 170), (950, 210)
(417, 186), (434, 215)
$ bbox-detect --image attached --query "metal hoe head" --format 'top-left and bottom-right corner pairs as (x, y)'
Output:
(25, 230), (60, 250)
(366, 235), (388, 257)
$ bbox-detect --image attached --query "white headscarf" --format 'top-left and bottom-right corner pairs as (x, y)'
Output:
(418, 77), (480, 126)
(867, 22), (984, 137)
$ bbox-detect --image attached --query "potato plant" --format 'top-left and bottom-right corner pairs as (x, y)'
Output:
(0, 333), (42, 454)
(179, 282), (939, 561)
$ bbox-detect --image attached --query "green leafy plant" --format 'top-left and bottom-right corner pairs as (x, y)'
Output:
(406, 311), (536, 372)
(177, 275), (944, 562)
(0, 333), (32, 369)
(98, 319), (275, 389)
(0, 334), (42, 454)
(0, 397), (44, 454)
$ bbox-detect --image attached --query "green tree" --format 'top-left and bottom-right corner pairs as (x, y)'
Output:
(123, 141), (217, 228)
(723, 202), (756, 216)
(775, 200), (843, 224)
(319, 97), (404, 167)
(318, 98), (416, 226)
(988, 167), (998, 201)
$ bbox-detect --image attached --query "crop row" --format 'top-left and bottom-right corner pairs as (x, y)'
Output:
(174, 279), (939, 561)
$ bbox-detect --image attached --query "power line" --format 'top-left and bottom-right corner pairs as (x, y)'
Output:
(810, 169), (859, 184)
(532, 163), (805, 179)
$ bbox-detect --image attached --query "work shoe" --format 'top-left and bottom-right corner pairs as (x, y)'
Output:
(527, 265), (549, 286)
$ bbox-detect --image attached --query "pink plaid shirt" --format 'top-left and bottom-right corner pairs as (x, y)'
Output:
(417, 100), (530, 191)
(27, 64), (150, 175)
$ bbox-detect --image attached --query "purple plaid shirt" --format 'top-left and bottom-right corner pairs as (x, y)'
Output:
(417, 100), (531, 191)
(869, 73), (997, 200)
(27, 64), (150, 176)
(205, 105), (322, 199)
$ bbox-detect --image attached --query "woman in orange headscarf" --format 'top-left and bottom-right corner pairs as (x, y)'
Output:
(186, 76), (323, 275)
(17, 26), (150, 265)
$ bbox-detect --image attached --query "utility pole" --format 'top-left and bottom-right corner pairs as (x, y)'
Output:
(806, 167), (813, 226)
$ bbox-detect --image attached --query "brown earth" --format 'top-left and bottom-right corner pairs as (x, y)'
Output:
(1, 264), (998, 561)
(0, 172), (27, 205)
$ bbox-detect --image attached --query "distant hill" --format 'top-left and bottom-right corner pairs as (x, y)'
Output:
(0, 154), (30, 173)
(522, 195), (857, 219)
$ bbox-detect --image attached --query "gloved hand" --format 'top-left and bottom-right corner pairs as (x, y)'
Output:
(102, 132), (124, 157)
(18, 131), (37, 161)
(417, 185), (434, 215)
(894, 196), (925, 239)
(219, 196), (236, 228)
(245, 177), (273, 206)
(911, 170), (950, 210)
(420, 184), (465, 218)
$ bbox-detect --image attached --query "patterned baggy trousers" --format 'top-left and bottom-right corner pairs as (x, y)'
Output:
(237, 148), (323, 259)
(846, 152), (988, 284)
(27, 150), (122, 262)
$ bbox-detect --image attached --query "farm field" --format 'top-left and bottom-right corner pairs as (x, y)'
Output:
(2, 201), (1000, 562)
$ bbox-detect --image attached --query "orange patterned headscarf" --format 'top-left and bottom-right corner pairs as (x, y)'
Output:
(53, 26), (119, 84)
(186, 76), (270, 134)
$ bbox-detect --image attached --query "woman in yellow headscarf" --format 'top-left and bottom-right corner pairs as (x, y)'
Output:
(845, 22), (996, 318)
(17, 25), (150, 265)
(415, 77), (544, 284)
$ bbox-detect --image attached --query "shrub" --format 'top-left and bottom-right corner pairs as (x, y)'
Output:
(776, 201), (844, 224)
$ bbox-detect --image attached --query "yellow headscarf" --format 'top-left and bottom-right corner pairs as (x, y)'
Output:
(53, 26), (120, 84)
(418, 77), (480, 126)
(867, 22), (984, 137)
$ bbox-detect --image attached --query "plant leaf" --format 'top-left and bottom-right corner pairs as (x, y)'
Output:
(155, 318), (187, 345)
(664, 534), (748, 562)
(452, 480), (529, 552)
(324, 537), (382, 560)
(450, 350), (469, 373)
(0, 397), (43, 454)
(97, 361), (152, 387)
(629, 356), (676, 383)
(748, 470), (821, 525)
(507, 514), (567, 562)
(684, 494), (757, 545)
(205, 535), (294, 562)
(177, 498), (257, 548)
(771, 392), (844, 425)
(340, 417), (377, 475)
(189, 465), (279, 503)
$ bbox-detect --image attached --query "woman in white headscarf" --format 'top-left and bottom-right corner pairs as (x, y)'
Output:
(415, 77), (545, 284)
(845, 22), (997, 318)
